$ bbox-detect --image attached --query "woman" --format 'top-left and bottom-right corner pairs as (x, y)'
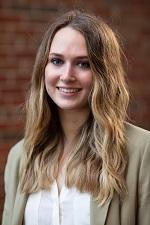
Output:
(2, 10), (150, 225)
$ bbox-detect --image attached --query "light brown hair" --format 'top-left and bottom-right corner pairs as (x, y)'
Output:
(20, 10), (129, 205)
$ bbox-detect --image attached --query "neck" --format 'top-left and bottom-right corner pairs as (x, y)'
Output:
(58, 108), (90, 144)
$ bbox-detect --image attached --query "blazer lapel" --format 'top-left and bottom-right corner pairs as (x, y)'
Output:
(12, 184), (28, 225)
(90, 197), (112, 225)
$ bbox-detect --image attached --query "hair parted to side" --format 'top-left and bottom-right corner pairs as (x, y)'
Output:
(20, 9), (129, 205)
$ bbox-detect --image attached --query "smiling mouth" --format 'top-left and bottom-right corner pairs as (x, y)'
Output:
(57, 87), (82, 93)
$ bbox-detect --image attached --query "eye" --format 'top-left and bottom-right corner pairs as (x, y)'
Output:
(50, 58), (64, 66)
(77, 61), (90, 69)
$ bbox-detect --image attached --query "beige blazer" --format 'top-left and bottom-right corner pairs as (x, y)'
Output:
(2, 123), (150, 225)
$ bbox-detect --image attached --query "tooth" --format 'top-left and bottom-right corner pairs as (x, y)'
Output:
(59, 88), (80, 93)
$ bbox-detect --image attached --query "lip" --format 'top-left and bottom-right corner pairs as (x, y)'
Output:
(56, 87), (82, 95)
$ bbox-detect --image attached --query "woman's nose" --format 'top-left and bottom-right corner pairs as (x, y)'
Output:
(60, 64), (76, 82)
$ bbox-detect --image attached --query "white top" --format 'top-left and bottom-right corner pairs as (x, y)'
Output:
(24, 181), (91, 225)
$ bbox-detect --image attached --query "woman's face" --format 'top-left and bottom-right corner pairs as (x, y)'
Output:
(45, 26), (93, 112)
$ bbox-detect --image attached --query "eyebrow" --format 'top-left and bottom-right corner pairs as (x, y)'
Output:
(49, 53), (89, 60)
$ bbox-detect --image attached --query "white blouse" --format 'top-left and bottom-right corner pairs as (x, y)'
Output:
(24, 181), (90, 225)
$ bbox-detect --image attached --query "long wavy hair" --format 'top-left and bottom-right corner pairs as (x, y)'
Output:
(20, 10), (129, 205)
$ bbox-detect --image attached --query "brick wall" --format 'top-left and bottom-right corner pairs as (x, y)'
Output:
(0, 0), (150, 222)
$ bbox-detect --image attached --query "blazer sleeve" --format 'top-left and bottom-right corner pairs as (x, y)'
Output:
(138, 138), (150, 224)
(2, 140), (23, 225)
(2, 148), (13, 225)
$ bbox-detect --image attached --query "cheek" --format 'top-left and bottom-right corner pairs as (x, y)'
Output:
(82, 72), (93, 89)
(44, 65), (58, 88)
(44, 73), (50, 92)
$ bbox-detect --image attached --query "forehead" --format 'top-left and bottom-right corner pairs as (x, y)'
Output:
(49, 26), (88, 55)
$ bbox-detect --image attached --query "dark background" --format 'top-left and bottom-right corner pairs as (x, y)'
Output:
(0, 0), (150, 223)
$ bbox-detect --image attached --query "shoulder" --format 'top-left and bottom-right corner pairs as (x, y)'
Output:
(8, 139), (24, 159)
(125, 124), (150, 209)
(125, 122), (150, 150)
(125, 123), (150, 184)
(6, 139), (24, 173)
(2, 140), (25, 225)
(125, 122), (150, 170)
(4, 139), (24, 194)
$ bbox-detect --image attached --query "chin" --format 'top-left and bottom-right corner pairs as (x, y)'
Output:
(57, 103), (89, 112)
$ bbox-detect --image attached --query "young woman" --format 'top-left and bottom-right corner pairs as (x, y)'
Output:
(2, 10), (150, 225)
